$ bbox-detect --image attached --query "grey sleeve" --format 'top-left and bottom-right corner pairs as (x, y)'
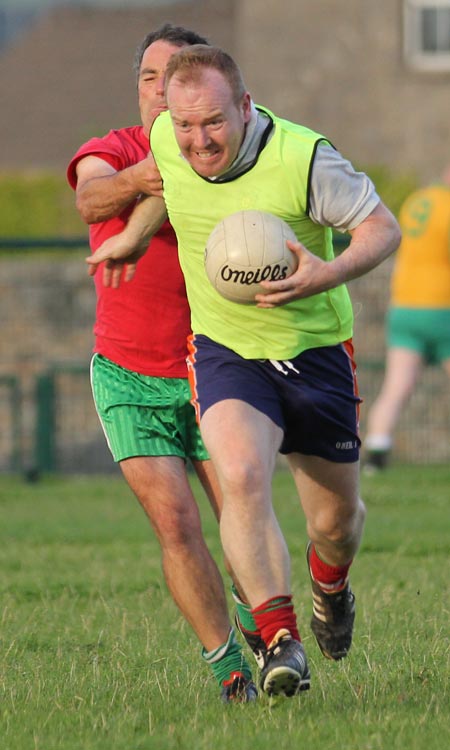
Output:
(309, 143), (380, 232)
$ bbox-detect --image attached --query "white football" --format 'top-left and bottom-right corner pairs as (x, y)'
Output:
(204, 210), (298, 304)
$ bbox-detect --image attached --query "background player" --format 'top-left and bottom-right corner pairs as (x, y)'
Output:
(67, 26), (256, 703)
(364, 166), (450, 471)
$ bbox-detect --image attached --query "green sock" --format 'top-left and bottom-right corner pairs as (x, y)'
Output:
(231, 583), (258, 633)
(202, 628), (252, 685)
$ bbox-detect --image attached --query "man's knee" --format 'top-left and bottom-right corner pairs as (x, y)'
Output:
(310, 497), (366, 547)
(217, 451), (272, 497)
(138, 494), (203, 549)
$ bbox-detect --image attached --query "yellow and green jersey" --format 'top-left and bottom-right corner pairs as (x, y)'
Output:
(391, 183), (450, 308)
(151, 106), (354, 360)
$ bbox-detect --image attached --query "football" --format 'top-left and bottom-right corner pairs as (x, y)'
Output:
(204, 210), (298, 304)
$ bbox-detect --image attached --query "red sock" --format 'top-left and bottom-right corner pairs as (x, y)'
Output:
(251, 595), (300, 647)
(309, 544), (352, 593)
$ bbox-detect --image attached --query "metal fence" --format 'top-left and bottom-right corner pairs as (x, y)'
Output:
(1, 238), (449, 474)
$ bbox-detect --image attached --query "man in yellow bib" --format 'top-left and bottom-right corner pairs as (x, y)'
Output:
(87, 45), (401, 699)
(364, 167), (450, 471)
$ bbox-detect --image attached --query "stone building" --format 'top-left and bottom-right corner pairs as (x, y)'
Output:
(0, 0), (449, 180)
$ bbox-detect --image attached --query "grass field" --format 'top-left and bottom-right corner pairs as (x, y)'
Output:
(0, 466), (449, 750)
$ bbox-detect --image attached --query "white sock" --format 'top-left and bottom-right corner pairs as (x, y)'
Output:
(365, 435), (392, 451)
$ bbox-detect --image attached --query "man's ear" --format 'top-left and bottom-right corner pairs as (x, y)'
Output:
(242, 92), (252, 123)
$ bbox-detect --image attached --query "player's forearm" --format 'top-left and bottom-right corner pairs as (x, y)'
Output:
(76, 167), (143, 224)
(119, 195), (168, 252)
(329, 202), (401, 286)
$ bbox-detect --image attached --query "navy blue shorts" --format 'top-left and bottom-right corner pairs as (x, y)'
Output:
(187, 335), (362, 463)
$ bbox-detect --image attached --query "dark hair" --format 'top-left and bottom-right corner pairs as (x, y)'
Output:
(165, 45), (247, 105)
(133, 23), (209, 81)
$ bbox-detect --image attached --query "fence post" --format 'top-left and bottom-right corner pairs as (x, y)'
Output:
(35, 372), (56, 472)
(0, 375), (22, 472)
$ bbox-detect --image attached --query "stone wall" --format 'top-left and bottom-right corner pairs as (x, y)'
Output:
(1, 252), (449, 473)
(0, 1), (237, 172)
(0, 0), (449, 182)
(237, 0), (450, 184)
(0, 252), (104, 473)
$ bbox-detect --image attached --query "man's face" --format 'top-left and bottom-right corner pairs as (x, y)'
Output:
(167, 68), (252, 178)
(138, 40), (184, 135)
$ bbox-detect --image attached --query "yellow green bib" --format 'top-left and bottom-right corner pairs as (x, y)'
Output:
(151, 106), (353, 359)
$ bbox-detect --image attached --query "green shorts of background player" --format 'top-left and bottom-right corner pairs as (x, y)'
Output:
(387, 308), (450, 364)
(364, 308), (450, 471)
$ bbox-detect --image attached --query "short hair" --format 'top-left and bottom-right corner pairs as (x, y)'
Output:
(165, 45), (247, 105)
(133, 23), (209, 81)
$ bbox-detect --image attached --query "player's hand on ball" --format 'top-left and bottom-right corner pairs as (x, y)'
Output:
(255, 240), (333, 308)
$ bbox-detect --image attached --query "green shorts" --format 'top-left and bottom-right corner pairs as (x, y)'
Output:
(387, 307), (450, 364)
(91, 354), (209, 463)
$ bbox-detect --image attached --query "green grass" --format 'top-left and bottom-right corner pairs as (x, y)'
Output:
(0, 466), (448, 750)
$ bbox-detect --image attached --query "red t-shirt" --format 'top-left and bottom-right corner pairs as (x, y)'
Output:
(67, 126), (191, 377)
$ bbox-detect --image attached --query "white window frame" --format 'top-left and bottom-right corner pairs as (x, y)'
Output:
(403, 0), (450, 71)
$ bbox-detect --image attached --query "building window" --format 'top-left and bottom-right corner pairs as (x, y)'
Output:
(404, 0), (450, 71)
